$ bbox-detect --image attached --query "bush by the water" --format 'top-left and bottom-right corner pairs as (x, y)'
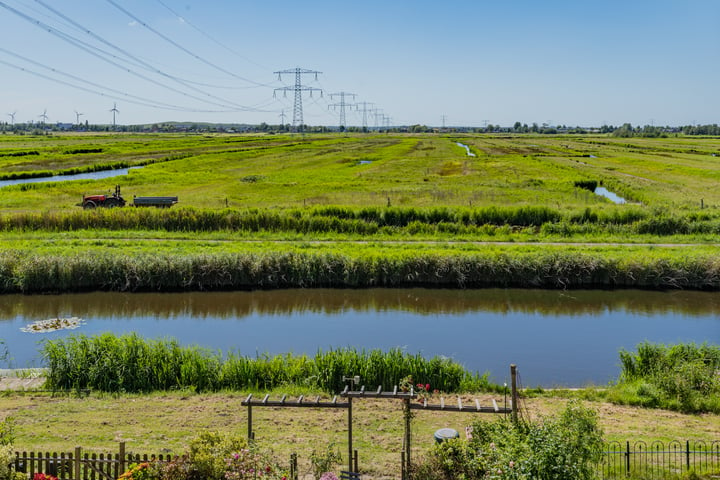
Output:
(42, 333), (494, 393)
(411, 400), (603, 480)
(607, 342), (720, 413)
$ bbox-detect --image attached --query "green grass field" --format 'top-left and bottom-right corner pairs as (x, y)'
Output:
(2, 132), (720, 211)
(1, 132), (719, 292)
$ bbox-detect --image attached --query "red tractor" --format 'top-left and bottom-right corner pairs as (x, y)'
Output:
(82, 185), (127, 209)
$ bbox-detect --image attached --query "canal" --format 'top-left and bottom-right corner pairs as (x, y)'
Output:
(1, 288), (717, 387)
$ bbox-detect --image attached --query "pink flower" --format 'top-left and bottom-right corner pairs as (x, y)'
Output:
(509, 461), (515, 468)
(425, 384), (430, 391)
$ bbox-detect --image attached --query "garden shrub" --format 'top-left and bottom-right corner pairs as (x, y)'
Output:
(411, 400), (603, 480)
(186, 431), (248, 480)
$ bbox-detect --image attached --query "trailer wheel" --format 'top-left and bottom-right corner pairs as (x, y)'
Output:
(83, 201), (96, 209)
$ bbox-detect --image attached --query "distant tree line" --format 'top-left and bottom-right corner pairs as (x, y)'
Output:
(1, 120), (718, 136)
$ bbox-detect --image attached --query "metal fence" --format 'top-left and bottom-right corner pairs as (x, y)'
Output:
(600, 440), (720, 479)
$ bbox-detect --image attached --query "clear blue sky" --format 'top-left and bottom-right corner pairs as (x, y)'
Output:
(0, 0), (717, 127)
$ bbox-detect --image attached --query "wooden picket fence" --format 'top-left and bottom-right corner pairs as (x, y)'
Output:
(13, 443), (176, 480)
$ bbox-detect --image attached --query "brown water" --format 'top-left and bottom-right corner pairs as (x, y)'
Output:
(2, 288), (718, 386)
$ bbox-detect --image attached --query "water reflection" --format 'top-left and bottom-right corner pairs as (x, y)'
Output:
(1, 288), (718, 319)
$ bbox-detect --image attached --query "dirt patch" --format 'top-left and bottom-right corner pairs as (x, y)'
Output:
(0, 376), (44, 390)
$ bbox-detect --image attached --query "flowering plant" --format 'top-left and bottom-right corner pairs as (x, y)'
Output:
(225, 449), (287, 480)
(117, 462), (159, 480)
(34, 474), (59, 480)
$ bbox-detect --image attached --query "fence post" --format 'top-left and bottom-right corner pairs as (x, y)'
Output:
(625, 441), (630, 476)
(74, 447), (81, 480)
(401, 451), (406, 480)
(348, 396), (353, 474)
(686, 440), (690, 472)
(289, 453), (296, 480)
(119, 442), (126, 476)
(353, 450), (358, 474)
(510, 364), (518, 424)
(247, 404), (253, 443)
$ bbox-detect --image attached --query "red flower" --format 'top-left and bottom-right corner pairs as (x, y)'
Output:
(416, 383), (423, 389)
(425, 384), (430, 391)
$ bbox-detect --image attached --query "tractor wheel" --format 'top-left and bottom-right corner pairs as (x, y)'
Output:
(105, 198), (120, 208)
(83, 201), (97, 209)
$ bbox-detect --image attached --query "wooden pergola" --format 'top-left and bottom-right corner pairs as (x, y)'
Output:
(241, 365), (519, 478)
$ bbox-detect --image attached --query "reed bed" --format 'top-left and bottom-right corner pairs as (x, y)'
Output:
(42, 333), (492, 393)
(1, 205), (718, 236)
(1, 246), (719, 293)
(605, 342), (720, 413)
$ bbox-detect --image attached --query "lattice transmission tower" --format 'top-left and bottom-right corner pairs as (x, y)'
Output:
(328, 92), (356, 129)
(355, 102), (373, 130)
(274, 67), (322, 131)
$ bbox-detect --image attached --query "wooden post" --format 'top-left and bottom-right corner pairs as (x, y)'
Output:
(119, 442), (126, 476)
(403, 398), (411, 477)
(74, 447), (81, 480)
(347, 397), (353, 473)
(510, 364), (518, 423)
(247, 404), (253, 443)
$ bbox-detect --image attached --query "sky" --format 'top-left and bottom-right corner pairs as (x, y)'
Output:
(0, 0), (718, 128)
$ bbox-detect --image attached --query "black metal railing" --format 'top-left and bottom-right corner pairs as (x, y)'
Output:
(600, 440), (720, 479)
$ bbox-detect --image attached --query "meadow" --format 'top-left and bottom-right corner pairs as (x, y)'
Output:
(0, 131), (719, 292)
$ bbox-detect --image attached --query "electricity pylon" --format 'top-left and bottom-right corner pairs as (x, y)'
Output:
(371, 109), (384, 130)
(75, 110), (84, 125)
(273, 67), (322, 131)
(355, 102), (373, 130)
(110, 103), (119, 127)
(328, 91), (356, 129)
(38, 109), (48, 125)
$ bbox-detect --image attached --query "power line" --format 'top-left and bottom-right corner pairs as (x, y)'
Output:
(104, 0), (270, 88)
(153, 0), (271, 73)
(0, 1), (270, 112)
(32, 0), (252, 91)
(0, 47), (237, 112)
(274, 67), (322, 130)
(21, 0), (270, 110)
(0, 57), (235, 113)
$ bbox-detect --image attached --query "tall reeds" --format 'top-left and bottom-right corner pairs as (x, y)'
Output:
(2, 248), (719, 293)
(610, 342), (720, 413)
(0, 205), (715, 235)
(42, 333), (493, 393)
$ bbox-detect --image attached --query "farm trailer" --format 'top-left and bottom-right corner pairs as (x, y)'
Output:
(82, 185), (178, 209)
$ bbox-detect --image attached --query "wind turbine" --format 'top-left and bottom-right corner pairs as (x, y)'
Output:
(7, 111), (16, 126)
(39, 109), (48, 125)
(75, 110), (83, 125)
(110, 103), (119, 128)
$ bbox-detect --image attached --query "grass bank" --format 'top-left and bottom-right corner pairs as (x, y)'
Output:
(0, 390), (718, 479)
